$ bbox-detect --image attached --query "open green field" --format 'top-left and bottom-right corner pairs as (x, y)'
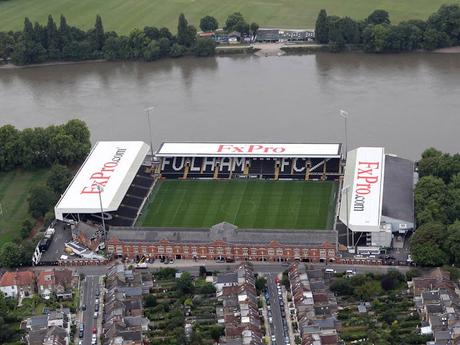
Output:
(138, 179), (337, 229)
(0, 0), (458, 33)
(0, 169), (49, 243)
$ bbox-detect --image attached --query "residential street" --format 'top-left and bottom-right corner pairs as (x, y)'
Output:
(80, 275), (102, 345)
(267, 273), (285, 345)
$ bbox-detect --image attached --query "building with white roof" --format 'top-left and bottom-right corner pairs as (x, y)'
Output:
(339, 147), (415, 247)
(54, 141), (153, 226)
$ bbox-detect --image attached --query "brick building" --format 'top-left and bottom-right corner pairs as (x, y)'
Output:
(106, 222), (338, 262)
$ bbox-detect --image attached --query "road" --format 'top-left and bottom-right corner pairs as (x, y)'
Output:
(267, 273), (284, 345)
(31, 260), (413, 277)
(81, 275), (101, 345)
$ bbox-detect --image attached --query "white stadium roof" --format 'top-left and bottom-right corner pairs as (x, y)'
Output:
(54, 141), (150, 220)
(339, 147), (385, 232)
(156, 142), (341, 158)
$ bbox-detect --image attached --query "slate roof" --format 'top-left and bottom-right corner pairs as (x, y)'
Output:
(382, 155), (415, 223)
(109, 222), (337, 246)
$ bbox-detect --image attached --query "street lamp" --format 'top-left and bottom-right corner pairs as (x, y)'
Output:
(342, 184), (351, 249)
(96, 184), (106, 243)
(339, 110), (348, 161)
(144, 106), (155, 157)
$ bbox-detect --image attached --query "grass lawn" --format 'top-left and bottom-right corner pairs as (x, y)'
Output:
(138, 179), (337, 229)
(0, 169), (49, 243)
(0, 0), (458, 34)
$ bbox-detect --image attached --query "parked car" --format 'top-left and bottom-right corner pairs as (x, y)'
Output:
(94, 312), (98, 319)
(81, 304), (86, 311)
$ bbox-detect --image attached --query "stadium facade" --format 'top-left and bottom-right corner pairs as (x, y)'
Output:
(155, 142), (342, 180)
(338, 147), (415, 248)
(106, 222), (338, 262)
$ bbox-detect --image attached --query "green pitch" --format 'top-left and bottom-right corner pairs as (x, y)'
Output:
(0, 169), (50, 243)
(138, 179), (337, 230)
(0, 0), (458, 34)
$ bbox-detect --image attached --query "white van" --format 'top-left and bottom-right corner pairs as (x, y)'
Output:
(324, 268), (336, 274)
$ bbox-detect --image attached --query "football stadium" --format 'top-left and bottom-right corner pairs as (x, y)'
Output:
(48, 140), (414, 264)
(137, 142), (341, 230)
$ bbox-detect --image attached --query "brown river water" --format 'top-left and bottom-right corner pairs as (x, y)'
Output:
(1, 53), (459, 160)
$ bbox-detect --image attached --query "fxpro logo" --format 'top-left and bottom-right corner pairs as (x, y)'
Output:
(80, 148), (127, 194)
(353, 161), (380, 212)
(216, 144), (286, 154)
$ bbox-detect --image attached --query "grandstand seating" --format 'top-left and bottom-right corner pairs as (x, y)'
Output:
(159, 156), (341, 180)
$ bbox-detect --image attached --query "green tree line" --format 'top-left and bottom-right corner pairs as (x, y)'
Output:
(0, 12), (258, 65)
(315, 4), (460, 52)
(0, 119), (91, 170)
(410, 148), (460, 266)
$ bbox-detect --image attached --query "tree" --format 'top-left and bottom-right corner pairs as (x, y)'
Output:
(250, 22), (259, 35)
(143, 40), (161, 61)
(156, 267), (177, 280)
(143, 294), (157, 308)
(0, 32), (15, 61)
(0, 125), (21, 170)
(23, 17), (35, 41)
(410, 222), (448, 266)
(327, 16), (345, 52)
(11, 38), (47, 65)
(366, 9), (391, 25)
(422, 28), (450, 50)
(0, 242), (28, 268)
(445, 221), (460, 265)
(129, 29), (149, 59)
(415, 176), (448, 225)
(177, 13), (196, 47)
(427, 4), (460, 45)
(200, 16), (218, 32)
(315, 9), (329, 43)
(176, 271), (194, 296)
(193, 37), (215, 57)
(143, 26), (160, 40)
(46, 15), (60, 59)
(169, 43), (186, 57)
(28, 185), (57, 218)
(159, 27), (174, 40)
(47, 164), (72, 195)
(209, 325), (225, 342)
(363, 24), (392, 53)
(158, 37), (171, 57)
(225, 12), (249, 34)
(20, 219), (34, 239)
(255, 276), (267, 294)
(94, 15), (105, 51)
(339, 17), (361, 44)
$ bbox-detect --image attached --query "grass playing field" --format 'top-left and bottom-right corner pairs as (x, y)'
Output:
(0, 0), (457, 34)
(138, 179), (337, 230)
(0, 169), (49, 243)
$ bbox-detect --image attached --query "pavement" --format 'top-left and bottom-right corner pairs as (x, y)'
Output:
(79, 275), (103, 345)
(30, 259), (413, 277)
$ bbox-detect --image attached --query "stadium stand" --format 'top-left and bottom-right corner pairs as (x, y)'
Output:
(156, 143), (342, 181)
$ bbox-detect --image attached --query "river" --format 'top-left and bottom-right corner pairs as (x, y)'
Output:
(1, 53), (459, 160)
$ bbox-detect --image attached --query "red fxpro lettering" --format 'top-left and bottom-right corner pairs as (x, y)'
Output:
(80, 148), (127, 194)
(216, 144), (286, 154)
(355, 161), (380, 196)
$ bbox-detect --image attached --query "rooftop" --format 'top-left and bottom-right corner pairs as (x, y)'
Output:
(108, 222), (337, 246)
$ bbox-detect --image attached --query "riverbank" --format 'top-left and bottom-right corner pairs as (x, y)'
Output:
(1, 43), (460, 69)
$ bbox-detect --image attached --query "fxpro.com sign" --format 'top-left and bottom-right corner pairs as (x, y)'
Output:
(349, 147), (385, 231)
